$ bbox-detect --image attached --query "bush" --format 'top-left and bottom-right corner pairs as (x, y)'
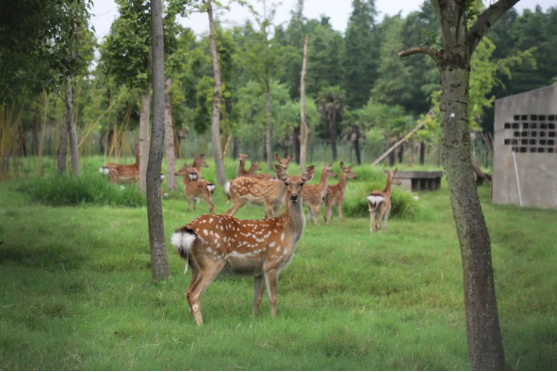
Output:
(18, 174), (145, 207)
(342, 181), (426, 220)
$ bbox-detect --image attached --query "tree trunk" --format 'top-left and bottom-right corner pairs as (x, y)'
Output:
(420, 142), (425, 165)
(232, 137), (239, 159)
(397, 143), (404, 164)
(207, 0), (226, 186)
(164, 78), (177, 190)
(329, 107), (337, 161)
(298, 35), (309, 171)
(265, 84), (272, 170)
(66, 77), (80, 176)
(139, 89), (150, 194)
(354, 134), (361, 165)
(148, 0), (170, 282)
(57, 111), (68, 175)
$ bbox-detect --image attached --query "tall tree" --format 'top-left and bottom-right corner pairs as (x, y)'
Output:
(344, 0), (379, 109)
(317, 86), (345, 161)
(299, 35), (309, 170)
(398, 0), (521, 369)
(147, 0), (170, 281)
(205, 0), (226, 186)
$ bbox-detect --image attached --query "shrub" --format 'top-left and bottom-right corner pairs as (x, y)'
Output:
(342, 181), (426, 220)
(18, 174), (145, 207)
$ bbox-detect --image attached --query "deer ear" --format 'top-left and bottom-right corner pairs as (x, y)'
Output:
(274, 153), (280, 162)
(274, 164), (287, 181)
(289, 153), (295, 162)
(302, 165), (316, 182)
(340, 161), (345, 169)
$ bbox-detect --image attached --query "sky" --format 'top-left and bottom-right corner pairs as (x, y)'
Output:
(91, 0), (556, 41)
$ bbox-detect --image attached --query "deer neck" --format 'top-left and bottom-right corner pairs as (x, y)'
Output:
(383, 174), (393, 197)
(281, 196), (305, 244)
(338, 171), (348, 192)
(237, 162), (247, 176)
(135, 152), (140, 166)
(317, 168), (330, 193)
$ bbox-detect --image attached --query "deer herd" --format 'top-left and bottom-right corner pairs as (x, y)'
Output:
(100, 146), (402, 325)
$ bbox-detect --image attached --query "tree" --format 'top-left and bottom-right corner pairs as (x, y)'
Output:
(299, 35), (309, 170)
(398, 0), (522, 369)
(205, 0), (226, 186)
(147, 0), (170, 281)
(317, 86), (345, 161)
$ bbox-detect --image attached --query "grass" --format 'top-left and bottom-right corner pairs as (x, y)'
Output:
(0, 156), (556, 370)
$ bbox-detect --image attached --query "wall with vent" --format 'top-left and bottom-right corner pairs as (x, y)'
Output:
(493, 85), (557, 209)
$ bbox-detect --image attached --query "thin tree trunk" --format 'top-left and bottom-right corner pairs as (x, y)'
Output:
(397, 143), (404, 164)
(148, 0), (170, 281)
(67, 77), (80, 176)
(299, 35), (309, 170)
(354, 134), (361, 165)
(420, 142), (425, 165)
(329, 107), (337, 161)
(57, 110), (68, 175)
(232, 137), (239, 159)
(164, 78), (177, 190)
(206, 0), (226, 186)
(139, 89), (150, 194)
(38, 93), (48, 177)
(265, 84), (272, 170)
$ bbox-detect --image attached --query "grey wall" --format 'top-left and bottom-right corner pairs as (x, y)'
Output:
(493, 85), (557, 209)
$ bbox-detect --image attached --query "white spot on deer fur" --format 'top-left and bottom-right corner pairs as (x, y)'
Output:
(281, 232), (285, 241)
(215, 233), (220, 239)
(209, 218), (213, 223)
(276, 246), (281, 253)
(203, 229), (208, 236)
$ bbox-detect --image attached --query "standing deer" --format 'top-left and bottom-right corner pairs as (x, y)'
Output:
(323, 162), (357, 224)
(367, 169), (400, 234)
(224, 153), (295, 218)
(176, 164), (215, 214)
(99, 144), (140, 183)
(236, 153), (272, 180)
(191, 153), (208, 174)
(302, 163), (337, 224)
(171, 164), (316, 325)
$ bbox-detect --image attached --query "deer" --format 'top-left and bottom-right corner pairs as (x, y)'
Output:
(236, 153), (272, 180)
(323, 162), (357, 224)
(224, 153), (296, 218)
(176, 164), (215, 214)
(171, 164), (316, 325)
(191, 153), (208, 174)
(302, 163), (337, 224)
(99, 144), (140, 183)
(367, 169), (401, 234)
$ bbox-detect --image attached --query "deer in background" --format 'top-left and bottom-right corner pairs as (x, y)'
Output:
(171, 164), (316, 325)
(224, 153), (295, 218)
(323, 162), (357, 224)
(99, 144), (140, 183)
(191, 153), (208, 174)
(367, 169), (401, 234)
(302, 163), (337, 224)
(236, 153), (272, 180)
(176, 164), (215, 214)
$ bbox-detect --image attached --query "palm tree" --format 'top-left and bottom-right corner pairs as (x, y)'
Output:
(317, 86), (346, 161)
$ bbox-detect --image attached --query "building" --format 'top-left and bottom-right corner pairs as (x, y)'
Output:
(493, 85), (557, 209)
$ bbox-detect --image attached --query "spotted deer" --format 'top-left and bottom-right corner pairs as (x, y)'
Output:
(224, 154), (295, 218)
(171, 164), (316, 325)
(176, 164), (215, 214)
(236, 153), (272, 180)
(323, 162), (357, 224)
(302, 163), (337, 224)
(367, 169), (401, 234)
(99, 144), (140, 183)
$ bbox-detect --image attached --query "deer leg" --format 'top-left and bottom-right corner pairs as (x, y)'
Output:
(264, 269), (279, 318)
(187, 260), (225, 326)
(187, 196), (192, 211)
(307, 207), (313, 223)
(202, 193), (214, 214)
(369, 207), (375, 234)
(186, 257), (200, 313)
(376, 206), (384, 233)
(338, 202), (344, 222)
(324, 203), (332, 224)
(311, 205), (320, 225)
(383, 206), (391, 233)
(253, 275), (265, 315)
(225, 199), (246, 216)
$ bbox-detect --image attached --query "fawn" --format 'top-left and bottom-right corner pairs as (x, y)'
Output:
(171, 164), (316, 325)
(367, 169), (401, 234)
(302, 163), (337, 224)
(236, 153), (272, 180)
(191, 153), (208, 174)
(323, 162), (357, 224)
(176, 164), (215, 214)
(224, 153), (295, 218)
(99, 144), (140, 183)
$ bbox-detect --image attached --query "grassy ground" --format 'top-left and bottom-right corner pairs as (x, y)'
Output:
(0, 157), (556, 370)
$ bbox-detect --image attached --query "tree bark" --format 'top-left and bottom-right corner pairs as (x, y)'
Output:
(265, 84), (272, 170)
(420, 142), (425, 165)
(298, 35), (309, 171)
(66, 77), (80, 177)
(397, 143), (404, 164)
(57, 110), (68, 175)
(354, 133), (361, 165)
(139, 89), (150, 194)
(206, 0), (226, 186)
(148, 0), (170, 282)
(329, 107), (337, 161)
(164, 78), (177, 190)
(232, 137), (239, 159)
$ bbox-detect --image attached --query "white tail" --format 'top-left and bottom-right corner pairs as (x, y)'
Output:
(224, 181), (231, 198)
(171, 228), (197, 273)
(367, 195), (384, 208)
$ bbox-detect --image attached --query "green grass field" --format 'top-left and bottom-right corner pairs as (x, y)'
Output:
(0, 157), (556, 370)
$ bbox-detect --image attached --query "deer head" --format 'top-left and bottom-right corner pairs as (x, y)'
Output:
(274, 153), (295, 169)
(274, 164), (315, 203)
(385, 168), (401, 185)
(192, 153), (209, 168)
(249, 161), (262, 172)
(176, 164), (200, 181)
(340, 162), (357, 180)
(324, 163), (338, 179)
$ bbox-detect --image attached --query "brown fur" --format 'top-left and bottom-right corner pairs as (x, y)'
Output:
(301, 163), (337, 224)
(323, 162), (357, 224)
(176, 164), (215, 214)
(368, 169), (401, 234)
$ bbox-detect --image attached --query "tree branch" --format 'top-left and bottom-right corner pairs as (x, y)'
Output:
(397, 46), (439, 64)
(468, 0), (521, 53)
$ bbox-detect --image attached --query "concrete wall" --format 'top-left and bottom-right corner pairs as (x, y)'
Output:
(493, 85), (557, 209)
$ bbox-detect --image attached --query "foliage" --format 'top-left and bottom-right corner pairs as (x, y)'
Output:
(18, 174), (145, 207)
